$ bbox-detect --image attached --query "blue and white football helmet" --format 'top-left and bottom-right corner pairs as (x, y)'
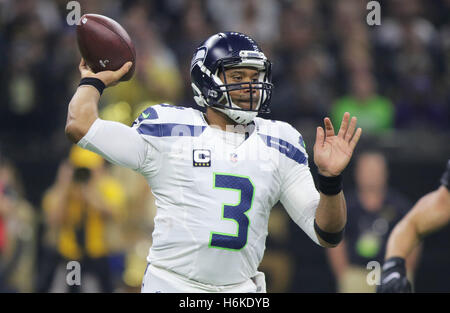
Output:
(191, 32), (273, 124)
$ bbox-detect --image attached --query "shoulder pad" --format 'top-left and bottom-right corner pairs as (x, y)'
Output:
(255, 117), (308, 165)
(131, 104), (202, 128)
(255, 118), (306, 150)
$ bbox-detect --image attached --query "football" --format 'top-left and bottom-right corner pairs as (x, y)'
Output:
(76, 14), (136, 81)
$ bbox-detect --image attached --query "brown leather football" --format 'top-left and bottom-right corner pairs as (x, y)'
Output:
(76, 14), (136, 81)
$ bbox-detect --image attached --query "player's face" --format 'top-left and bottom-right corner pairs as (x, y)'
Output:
(220, 67), (260, 110)
(355, 153), (387, 190)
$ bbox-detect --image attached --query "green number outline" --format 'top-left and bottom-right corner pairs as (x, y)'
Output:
(208, 172), (255, 251)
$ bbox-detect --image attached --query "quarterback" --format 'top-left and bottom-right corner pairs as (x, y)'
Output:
(65, 32), (362, 292)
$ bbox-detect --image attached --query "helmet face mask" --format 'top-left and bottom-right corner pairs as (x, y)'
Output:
(191, 32), (273, 124)
(214, 57), (272, 112)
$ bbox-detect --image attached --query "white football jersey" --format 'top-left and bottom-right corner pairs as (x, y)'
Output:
(78, 104), (321, 286)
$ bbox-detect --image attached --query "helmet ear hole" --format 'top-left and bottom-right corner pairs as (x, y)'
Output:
(191, 83), (207, 107)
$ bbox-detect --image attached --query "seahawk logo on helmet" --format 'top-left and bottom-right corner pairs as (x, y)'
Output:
(190, 32), (273, 125)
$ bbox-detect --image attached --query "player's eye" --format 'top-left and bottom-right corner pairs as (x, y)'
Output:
(231, 75), (242, 81)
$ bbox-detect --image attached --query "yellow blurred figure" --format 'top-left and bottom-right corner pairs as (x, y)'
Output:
(41, 145), (126, 292)
(107, 165), (156, 292)
(0, 160), (36, 292)
(69, 145), (104, 170)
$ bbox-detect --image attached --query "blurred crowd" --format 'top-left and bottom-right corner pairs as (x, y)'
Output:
(0, 0), (449, 292)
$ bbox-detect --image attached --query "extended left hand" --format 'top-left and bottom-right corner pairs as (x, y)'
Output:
(313, 112), (362, 177)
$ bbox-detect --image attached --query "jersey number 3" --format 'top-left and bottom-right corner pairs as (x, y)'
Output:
(209, 173), (254, 250)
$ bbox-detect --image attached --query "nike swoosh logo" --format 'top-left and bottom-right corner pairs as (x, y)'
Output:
(142, 112), (150, 118)
(382, 272), (401, 285)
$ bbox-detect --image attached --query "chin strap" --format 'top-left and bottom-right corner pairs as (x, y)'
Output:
(213, 93), (260, 125)
(192, 83), (259, 125)
(213, 106), (258, 125)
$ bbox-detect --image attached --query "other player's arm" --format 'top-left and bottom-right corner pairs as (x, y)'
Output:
(386, 186), (450, 260)
(65, 59), (132, 143)
(377, 162), (450, 293)
(313, 113), (362, 247)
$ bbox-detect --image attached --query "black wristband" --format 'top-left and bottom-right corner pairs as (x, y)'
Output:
(79, 77), (106, 95)
(317, 173), (343, 195)
(314, 219), (345, 245)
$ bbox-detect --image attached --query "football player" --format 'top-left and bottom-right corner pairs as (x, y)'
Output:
(377, 160), (450, 293)
(65, 32), (362, 292)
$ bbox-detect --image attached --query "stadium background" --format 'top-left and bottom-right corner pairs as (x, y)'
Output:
(0, 0), (449, 292)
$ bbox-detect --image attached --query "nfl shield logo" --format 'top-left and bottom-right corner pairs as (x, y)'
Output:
(230, 153), (238, 163)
